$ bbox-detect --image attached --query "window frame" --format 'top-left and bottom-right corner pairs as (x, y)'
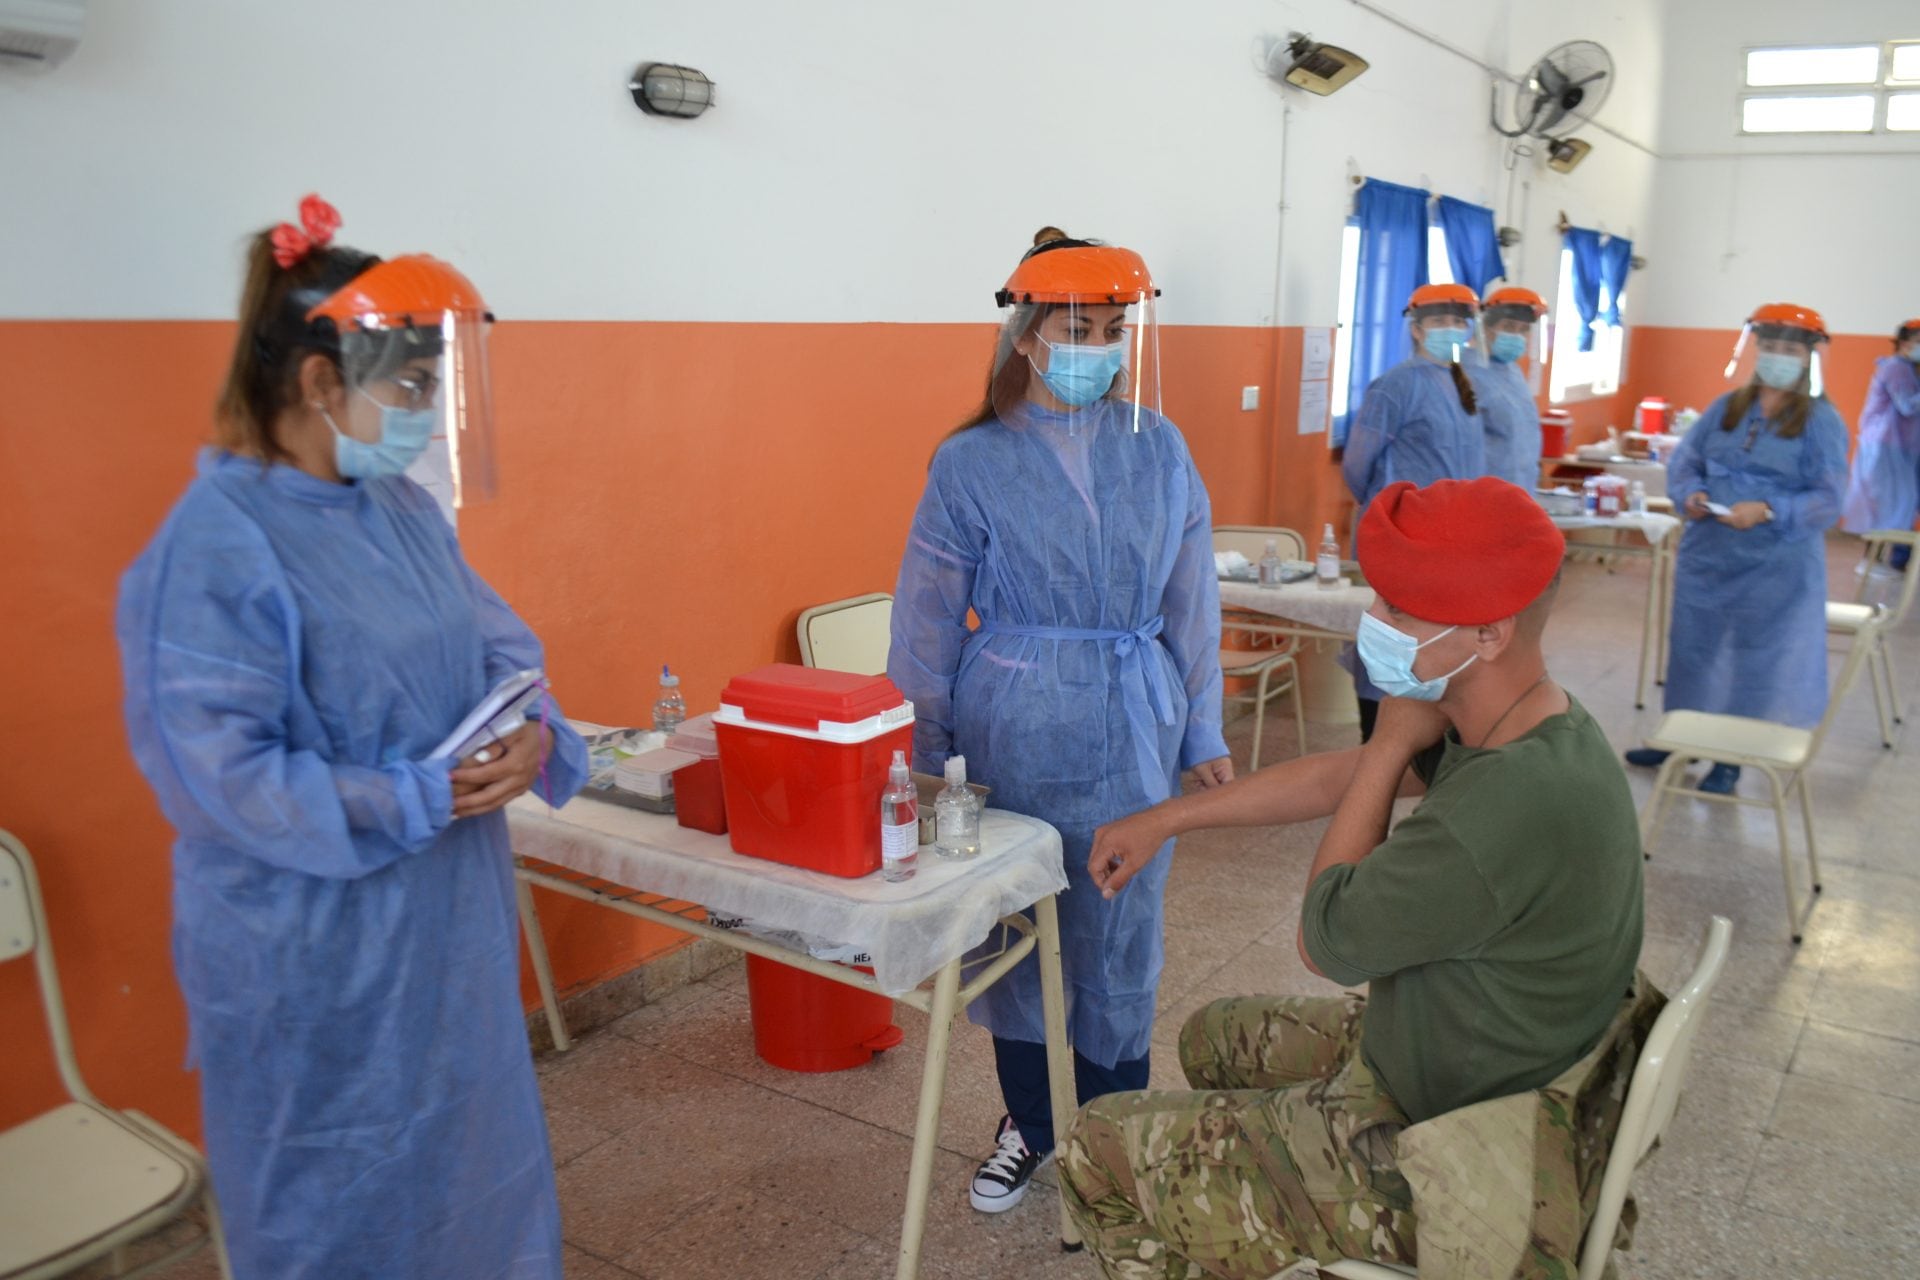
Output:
(1547, 245), (1628, 406)
(1327, 216), (1457, 431)
(1738, 40), (1920, 135)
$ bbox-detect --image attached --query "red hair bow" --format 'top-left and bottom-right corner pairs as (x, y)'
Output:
(270, 194), (343, 269)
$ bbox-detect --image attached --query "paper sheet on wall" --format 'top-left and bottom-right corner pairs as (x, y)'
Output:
(1297, 380), (1330, 436)
(1301, 327), (1334, 383)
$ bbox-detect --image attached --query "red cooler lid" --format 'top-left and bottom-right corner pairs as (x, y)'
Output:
(720, 664), (907, 731)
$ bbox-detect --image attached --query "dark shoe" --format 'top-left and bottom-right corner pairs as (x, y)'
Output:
(1624, 748), (1671, 768)
(1698, 764), (1741, 795)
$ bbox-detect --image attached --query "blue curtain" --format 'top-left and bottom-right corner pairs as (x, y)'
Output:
(1337, 178), (1430, 446)
(1600, 235), (1633, 329)
(1565, 227), (1634, 352)
(1436, 196), (1505, 295)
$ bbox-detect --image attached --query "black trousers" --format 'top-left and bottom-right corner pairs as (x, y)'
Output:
(992, 1035), (1150, 1156)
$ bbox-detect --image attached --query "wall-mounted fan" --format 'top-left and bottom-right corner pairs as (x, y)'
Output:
(1492, 40), (1614, 139)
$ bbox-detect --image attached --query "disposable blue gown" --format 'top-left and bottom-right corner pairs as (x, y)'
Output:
(1664, 395), (1850, 727)
(1341, 355), (1490, 514)
(888, 401), (1227, 1067)
(1467, 356), (1543, 490)
(118, 451), (589, 1280)
(1840, 355), (1920, 534)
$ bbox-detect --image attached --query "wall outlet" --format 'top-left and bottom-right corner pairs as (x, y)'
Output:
(1241, 386), (1260, 411)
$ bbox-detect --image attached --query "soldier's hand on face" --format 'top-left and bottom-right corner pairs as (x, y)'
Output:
(1089, 810), (1175, 900)
(1370, 697), (1452, 756)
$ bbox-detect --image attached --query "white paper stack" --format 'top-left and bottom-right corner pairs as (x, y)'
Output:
(614, 747), (699, 800)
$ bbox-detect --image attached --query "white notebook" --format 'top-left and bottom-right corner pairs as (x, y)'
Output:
(433, 668), (549, 761)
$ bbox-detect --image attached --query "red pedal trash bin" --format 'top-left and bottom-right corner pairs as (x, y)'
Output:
(745, 955), (903, 1073)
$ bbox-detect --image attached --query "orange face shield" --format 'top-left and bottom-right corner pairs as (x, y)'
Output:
(308, 255), (499, 511)
(989, 240), (1164, 432)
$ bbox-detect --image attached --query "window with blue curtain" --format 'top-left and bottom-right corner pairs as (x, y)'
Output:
(1335, 178), (1430, 447)
(1564, 226), (1633, 352)
(1435, 196), (1505, 295)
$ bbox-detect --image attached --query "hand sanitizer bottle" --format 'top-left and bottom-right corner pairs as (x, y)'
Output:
(880, 750), (918, 882)
(1316, 524), (1342, 589)
(934, 756), (983, 860)
(1257, 538), (1285, 588)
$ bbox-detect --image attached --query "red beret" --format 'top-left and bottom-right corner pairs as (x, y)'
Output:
(1357, 478), (1566, 625)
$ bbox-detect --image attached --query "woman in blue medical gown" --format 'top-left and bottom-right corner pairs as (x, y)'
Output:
(1840, 316), (1920, 570)
(117, 199), (588, 1280)
(888, 239), (1228, 1214)
(1625, 303), (1850, 794)
(1467, 285), (1551, 489)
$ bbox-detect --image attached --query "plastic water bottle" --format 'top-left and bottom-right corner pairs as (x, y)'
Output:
(1628, 480), (1648, 516)
(934, 756), (982, 860)
(1316, 523), (1342, 590)
(880, 750), (918, 882)
(1257, 538), (1285, 588)
(651, 665), (686, 732)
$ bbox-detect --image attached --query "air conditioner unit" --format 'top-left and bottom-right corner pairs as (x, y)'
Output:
(0, 0), (85, 74)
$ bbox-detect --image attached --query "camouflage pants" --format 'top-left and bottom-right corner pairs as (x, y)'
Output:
(1058, 994), (1419, 1280)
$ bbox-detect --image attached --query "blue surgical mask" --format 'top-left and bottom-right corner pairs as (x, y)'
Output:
(1031, 337), (1127, 408)
(1755, 352), (1807, 390)
(1356, 611), (1477, 702)
(1422, 327), (1469, 362)
(326, 393), (437, 480)
(1489, 332), (1529, 364)
(1904, 346), (1920, 364)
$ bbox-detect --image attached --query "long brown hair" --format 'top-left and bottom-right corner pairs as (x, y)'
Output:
(1721, 381), (1815, 439)
(951, 305), (1048, 436)
(214, 231), (377, 461)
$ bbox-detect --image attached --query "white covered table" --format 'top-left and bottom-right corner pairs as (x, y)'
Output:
(507, 797), (1075, 1280)
(1218, 577), (1375, 641)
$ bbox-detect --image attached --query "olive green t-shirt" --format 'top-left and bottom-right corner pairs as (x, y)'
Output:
(1300, 696), (1644, 1125)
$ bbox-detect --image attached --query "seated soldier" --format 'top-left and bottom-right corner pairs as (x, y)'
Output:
(1059, 477), (1646, 1279)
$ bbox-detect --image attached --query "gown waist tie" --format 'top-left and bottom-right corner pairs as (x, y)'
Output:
(976, 616), (1179, 806)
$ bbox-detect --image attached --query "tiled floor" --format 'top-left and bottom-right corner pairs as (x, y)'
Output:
(137, 541), (1920, 1279)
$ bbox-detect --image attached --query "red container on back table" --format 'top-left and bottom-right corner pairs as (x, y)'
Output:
(668, 713), (728, 836)
(713, 665), (915, 877)
(1636, 397), (1671, 437)
(1540, 408), (1573, 460)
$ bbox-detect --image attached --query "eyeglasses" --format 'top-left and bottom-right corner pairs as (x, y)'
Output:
(381, 370), (442, 410)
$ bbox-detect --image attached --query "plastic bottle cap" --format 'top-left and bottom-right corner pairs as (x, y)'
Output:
(945, 756), (966, 784)
(660, 664), (680, 687)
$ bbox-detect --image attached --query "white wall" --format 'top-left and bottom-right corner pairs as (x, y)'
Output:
(1637, 0), (1920, 332)
(0, 0), (1661, 328)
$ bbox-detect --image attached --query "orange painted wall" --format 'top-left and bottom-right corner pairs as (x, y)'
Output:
(0, 317), (1352, 1144)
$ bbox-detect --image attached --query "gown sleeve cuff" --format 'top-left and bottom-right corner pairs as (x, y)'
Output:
(391, 757), (455, 848)
(1179, 727), (1231, 772)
